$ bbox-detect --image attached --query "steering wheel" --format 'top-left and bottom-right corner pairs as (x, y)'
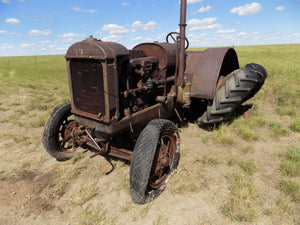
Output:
(166, 32), (189, 49)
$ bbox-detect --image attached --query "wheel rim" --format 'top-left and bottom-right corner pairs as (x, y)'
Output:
(58, 114), (75, 151)
(148, 131), (176, 190)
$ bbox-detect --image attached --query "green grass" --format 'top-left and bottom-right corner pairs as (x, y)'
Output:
(223, 173), (258, 222)
(213, 124), (235, 146)
(169, 165), (202, 194)
(290, 118), (300, 132)
(226, 156), (238, 166)
(0, 55), (69, 127)
(278, 179), (300, 202)
(280, 146), (300, 177)
(71, 185), (98, 206)
(232, 116), (266, 141)
(235, 44), (300, 120)
(195, 154), (220, 165)
(268, 122), (289, 139)
(74, 207), (116, 225)
(240, 160), (258, 176)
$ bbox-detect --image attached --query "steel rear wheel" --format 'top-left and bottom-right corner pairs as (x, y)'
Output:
(130, 119), (180, 204)
(43, 102), (76, 161)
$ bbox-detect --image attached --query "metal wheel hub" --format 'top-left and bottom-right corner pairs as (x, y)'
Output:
(149, 132), (176, 189)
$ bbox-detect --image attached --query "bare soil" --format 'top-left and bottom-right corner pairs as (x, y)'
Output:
(0, 94), (299, 225)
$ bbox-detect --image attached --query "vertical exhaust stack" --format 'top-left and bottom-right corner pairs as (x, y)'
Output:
(176, 0), (191, 107)
(178, 0), (187, 87)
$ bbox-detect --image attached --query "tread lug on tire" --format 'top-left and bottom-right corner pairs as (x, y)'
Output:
(130, 119), (180, 204)
(197, 63), (267, 126)
(43, 102), (76, 161)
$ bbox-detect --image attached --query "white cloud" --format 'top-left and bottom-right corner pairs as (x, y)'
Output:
(102, 35), (123, 42)
(187, 0), (203, 4)
(58, 33), (83, 38)
(122, 2), (130, 6)
(0, 30), (7, 35)
(143, 21), (157, 30)
(102, 24), (129, 35)
(5, 18), (20, 25)
(1, 43), (14, 50)
(288, 33), (300, 40)
(1, 0), (11, 3)
(230, 2), (262, 16)
(28, 29), (51, 36)
(215, 29), (236, 34)
(56, 46), (68, 51)
(276, 6), (286, 11)
(73, 7), (97, 13)
(131, 36), (143, 41)
(156, 32), (167, 40)
(9, 31), (22, 36)
(187, 33), (212, 46)
(61, 38), (81, 44)
(39, 40), (50, 45)
(130, 21), (158, 31)
(20, 43), (38, 49)
(198, 6), (211, 13)
(187, 17), (223, 31)
(131, 21), (143, 28)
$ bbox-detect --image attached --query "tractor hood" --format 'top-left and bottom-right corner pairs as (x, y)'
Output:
(65, 35), (129, 60)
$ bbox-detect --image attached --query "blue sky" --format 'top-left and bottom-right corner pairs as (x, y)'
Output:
(1, 0), (300, 56)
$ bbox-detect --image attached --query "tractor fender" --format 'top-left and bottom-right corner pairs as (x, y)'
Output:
(185, 47), (239, 100)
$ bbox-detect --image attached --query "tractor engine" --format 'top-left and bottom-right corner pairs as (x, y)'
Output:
(65, 36), (176, 127)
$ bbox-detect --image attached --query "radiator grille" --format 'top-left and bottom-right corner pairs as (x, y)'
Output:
(70, 59), (105, 117)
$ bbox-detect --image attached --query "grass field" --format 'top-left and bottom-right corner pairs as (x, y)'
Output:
(0, 44), (299, 224)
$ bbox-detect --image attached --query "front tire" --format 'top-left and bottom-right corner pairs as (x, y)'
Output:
(43, 102), (76, 161)
(130, 119), (180, 204)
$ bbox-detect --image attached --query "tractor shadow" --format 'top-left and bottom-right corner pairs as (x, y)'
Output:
(175, 99), (254, 131)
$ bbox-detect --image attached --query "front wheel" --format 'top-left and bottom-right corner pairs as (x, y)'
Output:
(130, 119), (180, 204)
(43, 102), (77, 161)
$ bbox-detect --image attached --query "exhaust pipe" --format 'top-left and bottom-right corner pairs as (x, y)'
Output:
(176, 0), (190, 107)
(178, 0), (187, 86)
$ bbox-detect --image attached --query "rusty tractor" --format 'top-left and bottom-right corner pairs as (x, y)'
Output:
(43, 0), (267, 204)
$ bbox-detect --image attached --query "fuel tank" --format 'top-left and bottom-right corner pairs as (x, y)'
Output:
(132, 42), (177, 70)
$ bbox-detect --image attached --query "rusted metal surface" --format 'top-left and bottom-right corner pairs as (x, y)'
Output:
(66, 37), (130, 123)
(109, 147), (132, 161)
(177, 0), (187, 87)
(68, 59), (106, 117)
(132, 42), (177, 71)
(75, 99), (174, 139)
(149, 131), (176, 189)
(66, 35), (129, 60)
(185, 47), (239, 99)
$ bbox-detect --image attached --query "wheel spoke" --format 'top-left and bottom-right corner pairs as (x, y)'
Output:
(171, 35), (176, 42)
(149, 133), (175, 189)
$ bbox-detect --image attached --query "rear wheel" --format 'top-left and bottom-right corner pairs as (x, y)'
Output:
(197, 63), (267, 126)
(43, 102), (77, 161)
(130, 119), (180, 204)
